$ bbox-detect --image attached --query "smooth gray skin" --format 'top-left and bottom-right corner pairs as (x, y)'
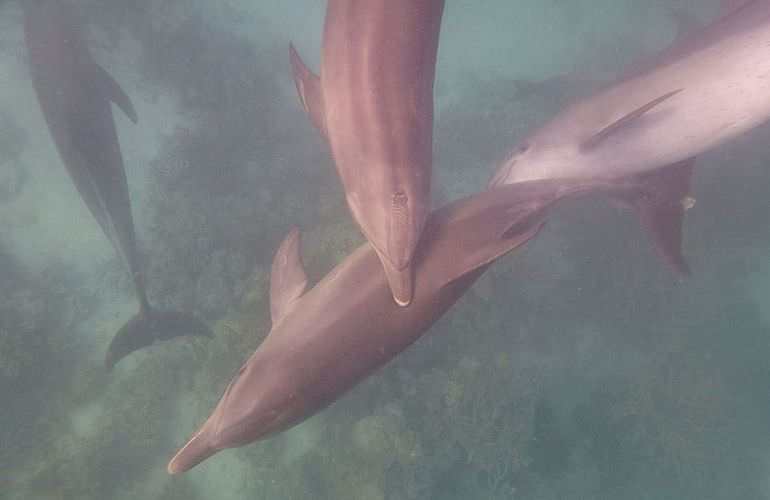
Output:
(488, 0), (770, 187)
(24, 0), (211, 371)
(167, 178), (633, 475)
(290, 0), (445, 306)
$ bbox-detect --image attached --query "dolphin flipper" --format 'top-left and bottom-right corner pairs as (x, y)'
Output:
(94, 62), (138, 124)
(105, 307), (212, 371)
(580, 89), (684, 152)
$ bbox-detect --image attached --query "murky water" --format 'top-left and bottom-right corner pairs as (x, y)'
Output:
(2, 1), (768, 498)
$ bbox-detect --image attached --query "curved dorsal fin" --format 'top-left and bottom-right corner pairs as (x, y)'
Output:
(289, 43), (327, 141)
(270, 228), (308, 326)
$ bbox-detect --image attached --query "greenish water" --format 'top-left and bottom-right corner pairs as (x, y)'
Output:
(2, 0), (769, 498)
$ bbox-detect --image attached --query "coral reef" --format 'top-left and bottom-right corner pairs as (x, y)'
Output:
(412, 352), (537, 498)
(614, 335), (733, 472)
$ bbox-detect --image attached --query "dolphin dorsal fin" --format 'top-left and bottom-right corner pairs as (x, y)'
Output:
(580, 89), (683, 151)
(94, 62), (138, 124)
(288, 43), (327, 140)
(270, 228), (308, 326)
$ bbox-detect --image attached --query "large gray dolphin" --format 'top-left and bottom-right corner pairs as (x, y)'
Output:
(166, 176), (657, 475)
(488, 0), (770, 271)
(289, 0), (445, 306)
(24, 0), (211, 371)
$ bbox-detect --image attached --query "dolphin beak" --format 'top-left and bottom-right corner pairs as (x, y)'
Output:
(167, 420), (218, 475)
(376, 250), (413, 307)
(386, 263), (413, 307)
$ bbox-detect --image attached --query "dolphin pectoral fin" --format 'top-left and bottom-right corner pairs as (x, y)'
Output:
(270, 228), (309, 325)
(443, 221), (546, 289)
(94, 62), (138, 124)
(288, 43), (327, 140)
(580, 89), (683, 151)
(104, 307), (212, 372)
(621, 158), (695, 274)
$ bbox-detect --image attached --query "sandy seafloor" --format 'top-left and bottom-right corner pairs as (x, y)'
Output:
(2, 0), (770, 498)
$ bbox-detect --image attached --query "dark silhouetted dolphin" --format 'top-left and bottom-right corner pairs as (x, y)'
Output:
(289, 0), (445, 306)
(24, 0), (211, 371)
(166, 176), (655, 474)
(488, 0), (770, 272)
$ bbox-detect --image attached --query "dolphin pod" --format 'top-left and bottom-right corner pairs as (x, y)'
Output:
(289, 0), (445, 306)
(15, 0), (770, 478)
(166, 176), (665, 474)
(23, 0), (212, 371)
(488, 0), (770, 270)
(164, 0), (770, 475)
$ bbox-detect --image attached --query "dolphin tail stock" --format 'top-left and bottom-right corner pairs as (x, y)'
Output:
(616, 158), (695, 274)
(105, 305), (213, 372)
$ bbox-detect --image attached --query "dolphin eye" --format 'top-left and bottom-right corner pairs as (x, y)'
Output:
(517, 142), (530, 154)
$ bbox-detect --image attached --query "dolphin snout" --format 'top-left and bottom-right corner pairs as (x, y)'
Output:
(167, 422), (218, 475)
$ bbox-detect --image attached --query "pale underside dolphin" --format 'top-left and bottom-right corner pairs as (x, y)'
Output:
(289, 0), (446, 306)
(24, 0), (211, 371)
(488, 0), (770, 272)
(166, 175), (663, 475)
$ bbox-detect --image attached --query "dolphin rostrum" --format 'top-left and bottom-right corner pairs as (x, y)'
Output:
(488, 0), (770, 271)
(166, 176), (656, 475)
(24, 0), (211, 371)
(289, 0), (445, 306)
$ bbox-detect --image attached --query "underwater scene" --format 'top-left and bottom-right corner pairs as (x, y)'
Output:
(2, 0), (770, 498)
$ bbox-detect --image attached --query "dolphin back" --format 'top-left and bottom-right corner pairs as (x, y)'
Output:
(291, 0), (446, 306)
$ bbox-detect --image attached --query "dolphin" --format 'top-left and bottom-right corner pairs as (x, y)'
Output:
(487, 0), (770, 271)
(289, 0), (445, 306)
(24, 0), (211, 371)
(166, 175), (659, 475)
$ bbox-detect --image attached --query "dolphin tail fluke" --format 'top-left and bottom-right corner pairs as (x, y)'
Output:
(105, 306), (212, 372)
(620, 157), (695, 274)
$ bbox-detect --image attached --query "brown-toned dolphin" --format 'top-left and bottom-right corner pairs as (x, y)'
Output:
(24, 0), (211, 371)
(488, 0), (770, 272)
(166, 176), (655, 475)
(289, 0), (445, 306)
